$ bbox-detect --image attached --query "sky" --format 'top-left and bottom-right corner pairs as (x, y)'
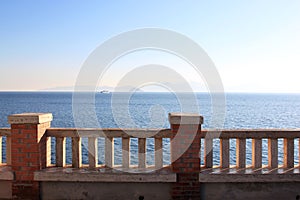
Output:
(0, 1), (300, 93)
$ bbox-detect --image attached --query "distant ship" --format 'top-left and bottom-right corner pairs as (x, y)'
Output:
(99, 90), (110, 94)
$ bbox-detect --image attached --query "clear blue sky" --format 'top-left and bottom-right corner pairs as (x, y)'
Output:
(0, 1), (300, 92)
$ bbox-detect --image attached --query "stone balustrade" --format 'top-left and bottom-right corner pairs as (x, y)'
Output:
(0, 113), (299, 199)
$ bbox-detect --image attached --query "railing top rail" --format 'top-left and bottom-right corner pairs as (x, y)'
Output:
(0, 128), (11, 137)
(46, 128), (300, 139)
(46, 128), (173, 138)
(202, 129), (300, 139)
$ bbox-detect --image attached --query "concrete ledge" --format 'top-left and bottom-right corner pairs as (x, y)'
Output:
(0, 166), (14, 181)
(34, 167), (176, 183)
(8, 113), (53, 124)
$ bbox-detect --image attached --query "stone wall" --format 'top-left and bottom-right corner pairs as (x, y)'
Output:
(200, 182), (300, 200)
(40, 182), (172, 200)
(38, 181), (300, 200)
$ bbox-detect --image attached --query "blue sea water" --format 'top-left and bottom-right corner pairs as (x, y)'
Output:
(0, 92), (300, 166)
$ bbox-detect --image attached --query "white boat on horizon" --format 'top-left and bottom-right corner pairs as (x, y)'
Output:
(99, 90), (110, 94)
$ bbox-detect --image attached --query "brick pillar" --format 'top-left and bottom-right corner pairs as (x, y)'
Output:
(8, 113), (52, 200)
(169, 113), (203, 200)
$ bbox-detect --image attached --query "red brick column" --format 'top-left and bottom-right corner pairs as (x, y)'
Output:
(169, 113), (203, 200)
(8, 113), (52, 200)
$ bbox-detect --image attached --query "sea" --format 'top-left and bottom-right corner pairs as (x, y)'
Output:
(1, 92), (300, 166)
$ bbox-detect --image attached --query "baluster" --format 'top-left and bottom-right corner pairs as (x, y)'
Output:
(252, 139), (262, 168)
(72, 137), (82, 168)
(0, 136), (2, 164)
(138, 138), (146, 168)
(284, 138), (294, 168)
(220, 139), (229, 168)
(105, 137), (114, 168)
(236, 138), (246, 168)
(6, 136), (11, 165)
(88, 137), (98, 168)
(299, 138), (300, 168)
(155, 138), (163, 169)
(268, 138), (278, 169)
(204, 138), (213, 168)
(56, 137), (66, 167)
(122, 137), (130, 168)
(45, 136), (52, 168)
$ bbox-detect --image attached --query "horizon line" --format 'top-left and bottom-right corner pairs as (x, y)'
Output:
(1, 90), (300, 94)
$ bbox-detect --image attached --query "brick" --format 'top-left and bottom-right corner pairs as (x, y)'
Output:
(26, 124), (38, 129)
(21, 129), (37, 134)
(22, 138), (38, 143)
(23, 159), (39, 165)
(19, 174), (34, 181)
(11, 124), (26, 129)
(22, 146), (39, 153)
(12, 180), (39, 200)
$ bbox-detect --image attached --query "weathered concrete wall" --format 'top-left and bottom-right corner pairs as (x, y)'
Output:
(41, 182), (172, 200)
(201, 182), (300, 200)
(36, 181), (300, 200)
(0, 181), (12, 199)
